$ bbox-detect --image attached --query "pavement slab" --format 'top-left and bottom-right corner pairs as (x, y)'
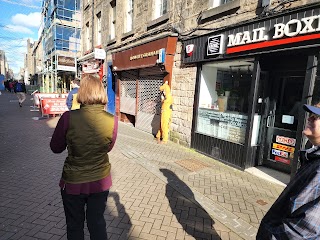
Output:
(0, 91), (285, 239)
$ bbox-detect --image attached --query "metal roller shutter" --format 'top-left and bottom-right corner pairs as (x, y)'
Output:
(119, 70), (138, 115)
(136, 76), (163, 135)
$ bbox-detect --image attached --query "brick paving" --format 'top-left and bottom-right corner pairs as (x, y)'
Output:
(0, 91), (285, 239)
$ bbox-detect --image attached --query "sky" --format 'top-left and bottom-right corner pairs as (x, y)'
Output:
(0, 0), (42, 77)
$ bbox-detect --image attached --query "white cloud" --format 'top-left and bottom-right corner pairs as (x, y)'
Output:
(5, 24), (33, 34)
(11, 12), (41, 28)
(0, 38), (34, 75)
(0, 0), (41, 9)
(21, 0), (40, 4)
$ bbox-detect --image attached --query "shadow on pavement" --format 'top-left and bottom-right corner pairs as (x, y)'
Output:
(160, 169), (222, 240)
(106, 191), (132, 239)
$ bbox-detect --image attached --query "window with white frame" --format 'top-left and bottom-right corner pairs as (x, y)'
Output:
(109, 4), (116, 40)
(154, 0), (167, 19)
(209, 0), (233, 8)
(125, 0), (133, 33)
(96, 12), (101, 46)
(85, 22), (90, 50)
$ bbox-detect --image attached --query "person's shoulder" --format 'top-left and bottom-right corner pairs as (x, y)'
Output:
(61, 111), (70, 118)
(71, 88), (79, 94)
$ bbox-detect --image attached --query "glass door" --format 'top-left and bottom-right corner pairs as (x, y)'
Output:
(262, 73), (304, 173)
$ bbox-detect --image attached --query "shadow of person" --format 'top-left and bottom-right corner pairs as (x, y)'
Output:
(160, 169), (221, 240)
(106, 191), (132, 239)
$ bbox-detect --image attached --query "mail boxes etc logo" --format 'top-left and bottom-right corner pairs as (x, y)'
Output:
(207, 34), (224, 56)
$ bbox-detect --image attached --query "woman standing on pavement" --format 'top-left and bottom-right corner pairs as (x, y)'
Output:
(50, 74), (117, 240)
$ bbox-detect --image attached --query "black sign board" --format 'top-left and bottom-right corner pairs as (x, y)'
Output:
(207, 34), (224, 56)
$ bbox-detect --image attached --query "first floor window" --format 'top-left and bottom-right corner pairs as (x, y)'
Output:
(109, 4), (116, 40)
(196, 59), (253, 144)
(154, 0), (167, 19)
(209, 0), (233, 8)
(86, 22), (90, 50)
(125, 0), (133, 32)
(96, 12), (101, 46)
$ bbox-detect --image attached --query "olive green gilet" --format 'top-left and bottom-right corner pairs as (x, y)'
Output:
(62, 104), (114, 184)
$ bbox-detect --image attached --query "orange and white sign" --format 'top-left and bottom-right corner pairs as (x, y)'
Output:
(273, 143), (295, 153)
(276, 136), (296, 146)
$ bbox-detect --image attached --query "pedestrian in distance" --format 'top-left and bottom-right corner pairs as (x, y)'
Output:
(66, 78), (80, 110)
(8, 81), (14, 93)
(4, 80), (9, 92)
(14, 80), (27, 107)
(50, 74), (118, 240)
(257, 103), (320, 239)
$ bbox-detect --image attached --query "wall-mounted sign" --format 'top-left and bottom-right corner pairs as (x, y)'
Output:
(82, 60), (102, 74)
(186, 44), (194, 57)
(207, 34), (224, 56)
(130, 50), (160, 61)
(113, 36), (177, 71)
(227, 14), (320, 54)
(94, 48), (106, 60)
(157, 48), (166, 64)
(57, 56), (76, 72)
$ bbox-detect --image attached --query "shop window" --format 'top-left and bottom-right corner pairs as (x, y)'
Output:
(109, 1), (116, 40)
(154, 0), (167, 19)
(197, 60), (253, 144)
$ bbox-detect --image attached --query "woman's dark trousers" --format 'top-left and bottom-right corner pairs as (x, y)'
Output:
(61, 189), (109, 240)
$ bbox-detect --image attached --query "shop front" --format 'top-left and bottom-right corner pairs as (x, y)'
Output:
(112, 35), (177, 135)
(183, 5), (320, 176)
(77, 48), (106, 81)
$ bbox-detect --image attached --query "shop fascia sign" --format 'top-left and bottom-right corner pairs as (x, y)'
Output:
(94, 48), (106, 60)
(83, 60), (102, 74)
(207, 34), (225, 55)
(227, 15), (320, 53)
(57, 56), (76, 71)
(130, 48), (165, 62)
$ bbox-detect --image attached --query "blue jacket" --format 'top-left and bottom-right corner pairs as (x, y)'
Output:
(66, 87), (79, 110)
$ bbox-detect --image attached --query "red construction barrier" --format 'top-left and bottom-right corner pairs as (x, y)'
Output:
(40, 98), (69, 116)
(34, 93), (68, 107)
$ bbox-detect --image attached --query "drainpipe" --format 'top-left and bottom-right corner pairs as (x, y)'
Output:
(91, 0), (95, 51)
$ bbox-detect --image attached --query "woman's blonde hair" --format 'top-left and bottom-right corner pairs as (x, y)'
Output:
(77, 75), (107, 105)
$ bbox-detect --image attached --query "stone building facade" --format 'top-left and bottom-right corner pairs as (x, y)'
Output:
(0, 50), (8, 78)
(24, 39), (37, 84)
(100, 0), (299, 146)
(81, 0), (320, 160)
